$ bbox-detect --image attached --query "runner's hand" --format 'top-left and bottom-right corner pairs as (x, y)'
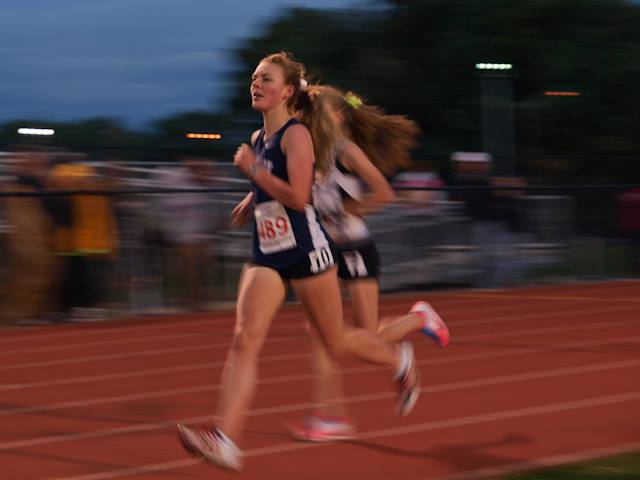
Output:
(233, 144), (256, 177)
(231, 194), (253, 228)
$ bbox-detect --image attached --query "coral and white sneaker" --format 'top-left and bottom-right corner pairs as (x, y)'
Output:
(288, 413), (356, 442)
(395, 342), (421, 416)
(411, 301), (450, 347)
(177, 424), (243, 471)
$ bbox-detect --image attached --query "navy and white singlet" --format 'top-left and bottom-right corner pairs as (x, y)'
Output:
(312, 143), (371, 248)
(250, 118), (334, 275)
(312, 141), (381, 280)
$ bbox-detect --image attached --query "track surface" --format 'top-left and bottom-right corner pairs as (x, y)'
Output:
(1, 280), (639, 479)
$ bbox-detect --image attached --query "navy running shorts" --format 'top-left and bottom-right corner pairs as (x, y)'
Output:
(252, 244), (336, 280)
(335, 240), (380, 280)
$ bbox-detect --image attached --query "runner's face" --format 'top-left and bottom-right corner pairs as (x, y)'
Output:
(250, 62), (293, 112)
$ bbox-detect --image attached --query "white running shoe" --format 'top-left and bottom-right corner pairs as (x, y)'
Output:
(177, 424), (243, 471)
(410, 301), (450, 347)
(395, 342), (420, 416)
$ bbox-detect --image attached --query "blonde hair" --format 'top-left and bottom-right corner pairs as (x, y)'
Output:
(259, 52), (337, 174)
(298, 85), (420, 176)
(260, 51), (307, 112)
(295, 84), (342, 175)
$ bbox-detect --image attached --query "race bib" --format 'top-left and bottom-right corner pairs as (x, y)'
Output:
(255, 200), (297, 254)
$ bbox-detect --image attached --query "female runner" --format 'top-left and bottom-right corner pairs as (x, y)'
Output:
(177, 53), (420, 471)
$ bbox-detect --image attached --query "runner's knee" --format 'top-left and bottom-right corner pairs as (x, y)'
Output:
(230, 321), (265, 357)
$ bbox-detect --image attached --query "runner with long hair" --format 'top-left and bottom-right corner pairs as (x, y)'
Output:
(177, 53), (420, 471)
(290, 85), (450, 441)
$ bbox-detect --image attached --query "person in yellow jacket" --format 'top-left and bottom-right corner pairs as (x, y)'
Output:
(48, 155), (119, 322)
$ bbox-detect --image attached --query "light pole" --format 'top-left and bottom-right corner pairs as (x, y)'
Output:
(476, 63), (516, 176)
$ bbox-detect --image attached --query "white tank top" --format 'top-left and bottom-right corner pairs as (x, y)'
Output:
(312, 144), (371, 246)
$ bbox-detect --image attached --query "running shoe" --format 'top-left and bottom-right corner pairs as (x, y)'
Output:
(395, 341), (420, 416)
(410, 301), (450, 347)
(177, 424), (243, 471)
(288, 413), (356, 442)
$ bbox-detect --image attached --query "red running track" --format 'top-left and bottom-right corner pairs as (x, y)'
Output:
(0, 280), (639, 480)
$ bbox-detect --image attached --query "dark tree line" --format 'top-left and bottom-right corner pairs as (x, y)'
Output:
(3, 0), (639, 182)
(228, 0), (640, 182)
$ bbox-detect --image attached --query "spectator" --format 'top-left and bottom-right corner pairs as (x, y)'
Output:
(151, 157), (218, 311)
(393, 161), (447, 213)
(2, 147), (57, 326)
(451, 152), (493, 221)
(48, 153), (119, 322)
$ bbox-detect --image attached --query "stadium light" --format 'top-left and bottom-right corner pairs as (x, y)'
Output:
(475, 63), (513, 71)
(544, 91), (581, 97)
(186, 133), (222, 140)
(17, 127), (55, 136)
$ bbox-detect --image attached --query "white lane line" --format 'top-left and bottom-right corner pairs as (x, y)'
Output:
(2, 285), (624, 346)
(3, 331), (640, 393)
(0, 314), (234, 345)
(0, 297), (572, 356)
(0, 294), (448, 345)
(2, 356), (639, 446)
(3, 300), (637, 358)
(1, 318), (637, 406)
(0, 335), (305, 372)
(456, 316), (639, 342)
(461, 291), (640, 303)
(0, 362), (225, 392)
(0, 301), (349, 346)
(433, 441), (640, 479)
(0, 352), (309, 418)
(48, 390), (640, 480)
(2, 307), (638, 373)
(0, 332), (209, 356)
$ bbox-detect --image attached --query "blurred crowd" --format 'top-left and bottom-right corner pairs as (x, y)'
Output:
(0, 146), (225, 327)
(1, 146), (638, 328)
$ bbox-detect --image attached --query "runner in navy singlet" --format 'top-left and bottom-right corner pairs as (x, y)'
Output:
(250, 117), (334, 277)
(177, 53), (420, 471)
